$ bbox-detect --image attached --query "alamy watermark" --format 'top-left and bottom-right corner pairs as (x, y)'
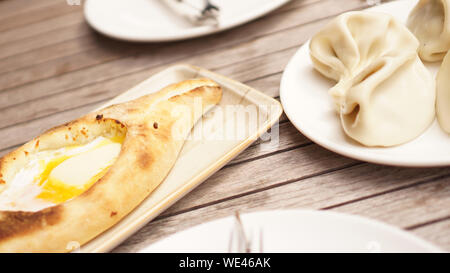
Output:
(168, 99), (280, 149)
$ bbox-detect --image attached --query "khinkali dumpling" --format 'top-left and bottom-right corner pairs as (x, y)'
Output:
(310, 11), (436, 147)
(407, 0), (450, 62)
(437, 50), (450, 133)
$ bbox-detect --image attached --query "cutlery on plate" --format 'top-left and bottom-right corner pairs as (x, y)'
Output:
(365, 0), (382, 5)
(228, 211), (264, 253)
(162, 0), (220, 26)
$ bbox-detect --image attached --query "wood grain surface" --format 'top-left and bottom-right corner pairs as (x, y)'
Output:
(0, 0), (448, 252)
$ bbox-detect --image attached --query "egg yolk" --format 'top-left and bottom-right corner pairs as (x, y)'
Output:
(34, 136), (123, 204)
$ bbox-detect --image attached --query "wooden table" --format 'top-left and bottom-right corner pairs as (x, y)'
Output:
(0, 0), (449, 252)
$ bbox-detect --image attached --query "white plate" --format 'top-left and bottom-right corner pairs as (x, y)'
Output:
(140, 210), (441, 253)
(280, 0), (450, 167)
(84, 0), (291, 42)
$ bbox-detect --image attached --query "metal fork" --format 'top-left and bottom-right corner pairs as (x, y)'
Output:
(162, 0), (220, 26)
(228, 211), (264, 253)
(365, 0), (383, 5)
(201, 0), (219, 17)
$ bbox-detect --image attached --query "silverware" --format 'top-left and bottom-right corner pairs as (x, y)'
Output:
(201, 0), (220, 19)
(228, 211), (264, 253)
(365, 0), (382, 6)
(162, 0), (220, 26)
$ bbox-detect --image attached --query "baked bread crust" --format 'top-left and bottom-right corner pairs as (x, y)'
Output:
(0, 78), (222, 252)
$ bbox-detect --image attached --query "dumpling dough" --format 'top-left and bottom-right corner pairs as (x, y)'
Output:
(310, 11), (436, 147)
(407, 0), (450, 62)
(437, 50), (450, 133)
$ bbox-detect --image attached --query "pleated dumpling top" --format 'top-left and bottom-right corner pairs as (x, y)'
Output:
(310, 11), (435, 147)
(407, 0), (450, 62)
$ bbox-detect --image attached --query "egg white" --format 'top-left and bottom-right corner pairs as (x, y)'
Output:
(0, 137), (121, 212)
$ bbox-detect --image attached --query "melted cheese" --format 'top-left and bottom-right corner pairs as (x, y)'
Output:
(0, 136), (123, 211)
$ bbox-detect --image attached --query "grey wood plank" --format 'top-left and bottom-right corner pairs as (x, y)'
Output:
(0, 0), (61, 19)
(0, 4), (83, 42)
(0, 20), (91, 59)
(410, 219), (450, 251)
(0, 35), (103, 75)
(332, 176), (450, 229)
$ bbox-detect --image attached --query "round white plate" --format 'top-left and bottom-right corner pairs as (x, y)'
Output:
(84, 0), (291, 42)
(280, 0), (450, 167)
(140, 210), (441, 253)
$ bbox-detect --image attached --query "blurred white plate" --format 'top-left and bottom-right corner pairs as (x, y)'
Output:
(140, 210), (441, 253)
(84, 0), (291, 42)
(280, 0), (450, 167)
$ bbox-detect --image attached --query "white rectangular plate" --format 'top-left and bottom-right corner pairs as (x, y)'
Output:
(80, 64), (282, 252)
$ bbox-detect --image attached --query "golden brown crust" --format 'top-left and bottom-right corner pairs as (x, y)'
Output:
(0, 207), (62, 242)
(0, 78), (222, 252)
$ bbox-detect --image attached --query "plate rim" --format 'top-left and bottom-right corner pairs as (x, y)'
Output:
(280, 1), (450, 168)
(143, 209), (443, 253)
(83, 0), (292, 42)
